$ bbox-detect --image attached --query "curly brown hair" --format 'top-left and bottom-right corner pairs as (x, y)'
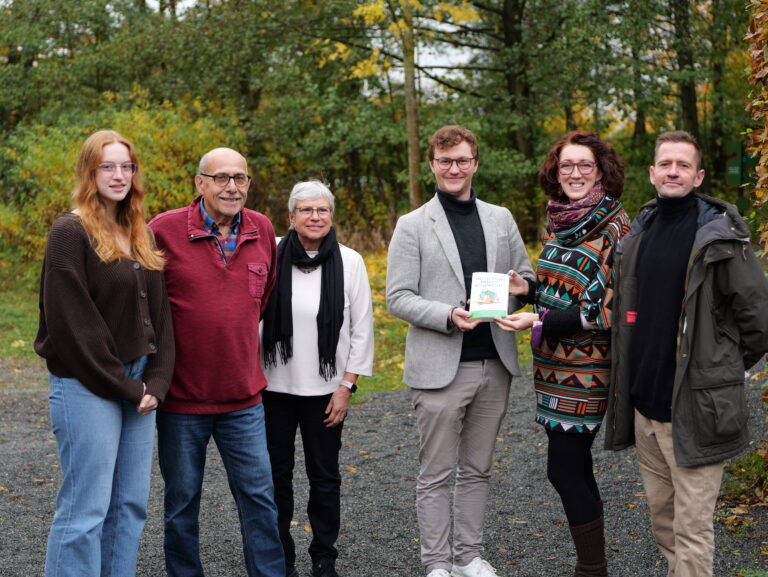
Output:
(538, 131), (624, 200)
(428, 125), (479, 161)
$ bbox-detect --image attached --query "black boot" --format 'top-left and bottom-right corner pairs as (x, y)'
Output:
(311, 558), (339, 577)
(569, 516), (608, 576)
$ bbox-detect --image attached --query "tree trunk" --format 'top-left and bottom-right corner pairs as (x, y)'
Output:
(708, 0), (726, 182)
(631, 46), (647, 150)
(403, 1), (423, 210)
(501, 0), (540, 238)
(502, 0), (532, 159)
(672, 0), (700, 140)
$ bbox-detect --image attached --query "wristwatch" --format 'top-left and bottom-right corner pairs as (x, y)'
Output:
(340, 380), (358, 393)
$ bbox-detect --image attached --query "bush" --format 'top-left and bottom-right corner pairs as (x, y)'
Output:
(0, 97), (247, 287)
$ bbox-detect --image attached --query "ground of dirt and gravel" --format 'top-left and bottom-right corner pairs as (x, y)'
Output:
(1, 356), (767, 577)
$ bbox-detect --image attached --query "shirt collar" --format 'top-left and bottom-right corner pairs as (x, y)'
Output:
(199, 198), (241, 235)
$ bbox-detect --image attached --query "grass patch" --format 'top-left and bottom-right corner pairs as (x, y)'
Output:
(361, 248), (409, 393)
(0, 285), (39, 359)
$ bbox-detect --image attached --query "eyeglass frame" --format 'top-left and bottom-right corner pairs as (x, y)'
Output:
(199, 172), (252, 188)
(294, 206), (332, 217)
(558, 161), (597, 176)
(432, 157), (477, 171)
(98, 162), (137, 176)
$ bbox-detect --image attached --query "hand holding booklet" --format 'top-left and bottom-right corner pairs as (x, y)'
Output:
(468, 272), (509, 320)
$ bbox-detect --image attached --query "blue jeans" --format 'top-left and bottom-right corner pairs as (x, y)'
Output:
(45, 356), (154, 577)
(156, 404), (284, 577)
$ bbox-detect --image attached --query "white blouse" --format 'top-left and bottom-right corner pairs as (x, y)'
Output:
(263, 243), (374, 396)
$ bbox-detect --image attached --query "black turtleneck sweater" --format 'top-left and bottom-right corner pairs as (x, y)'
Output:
(630, 193), (698, 422)
(437, 189), (500, 362)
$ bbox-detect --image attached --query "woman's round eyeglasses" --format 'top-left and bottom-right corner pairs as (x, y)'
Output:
(558, 161), (596, 176)
(98, 163), (137, 176)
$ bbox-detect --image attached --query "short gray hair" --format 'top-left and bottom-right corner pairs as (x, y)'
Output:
(288, 180), (335, 213)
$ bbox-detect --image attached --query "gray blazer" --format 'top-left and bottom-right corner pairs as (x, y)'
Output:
(386, 194), (534, 389)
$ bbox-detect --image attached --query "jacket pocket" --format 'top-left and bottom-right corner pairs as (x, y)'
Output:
(248, 263), (269, 298)
(688, 371), (747, 447)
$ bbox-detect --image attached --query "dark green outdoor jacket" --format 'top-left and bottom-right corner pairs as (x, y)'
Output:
(604, 193), (768, 467)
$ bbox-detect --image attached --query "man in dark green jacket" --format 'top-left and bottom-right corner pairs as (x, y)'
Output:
(605, 130), (768, 577)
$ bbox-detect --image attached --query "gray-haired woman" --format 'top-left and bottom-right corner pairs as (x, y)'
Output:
(261, 180), (374, 577)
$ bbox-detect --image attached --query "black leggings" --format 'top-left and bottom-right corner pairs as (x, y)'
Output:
(546, 428), (601, 527)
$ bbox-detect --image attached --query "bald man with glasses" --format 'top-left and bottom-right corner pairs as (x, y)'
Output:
(150, 148), (284, 577)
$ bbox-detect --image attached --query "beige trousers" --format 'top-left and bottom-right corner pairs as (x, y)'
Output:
(411, 359), (511, 574)
(634, 410), (724, 577)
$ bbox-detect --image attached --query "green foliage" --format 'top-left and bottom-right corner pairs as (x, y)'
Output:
(0, 99), (247, 285)
(0, 0), (761, 256)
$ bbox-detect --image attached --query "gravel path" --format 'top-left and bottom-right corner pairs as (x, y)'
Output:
(1, 357), (766, 577)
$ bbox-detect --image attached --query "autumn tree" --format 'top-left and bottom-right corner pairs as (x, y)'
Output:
(746, 0), (768, 252)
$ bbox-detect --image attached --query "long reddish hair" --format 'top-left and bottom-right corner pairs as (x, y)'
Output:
(72, 130), (164, 270)
(539, 131), (624, 200)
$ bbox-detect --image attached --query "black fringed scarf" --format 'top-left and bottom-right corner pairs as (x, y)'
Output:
(262, 227), (344, 380)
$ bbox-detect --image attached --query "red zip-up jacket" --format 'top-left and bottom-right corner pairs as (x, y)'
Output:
(149, 196), (277, 414)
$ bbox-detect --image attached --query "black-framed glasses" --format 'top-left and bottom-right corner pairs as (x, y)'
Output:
(295, 207), (331, 217)
(200, 172), (251, 188)
(558, 161), (596, 176)
(98, 162), (137, 176)
(433, 157), (476, 170)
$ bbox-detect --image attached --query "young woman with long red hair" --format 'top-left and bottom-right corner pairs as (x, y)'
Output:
(34, 129), (174, 577)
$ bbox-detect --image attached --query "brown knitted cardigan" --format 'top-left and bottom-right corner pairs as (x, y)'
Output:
(34, 212), (174, 403)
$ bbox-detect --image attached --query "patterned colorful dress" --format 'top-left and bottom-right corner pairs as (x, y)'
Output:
(533, 195), (630, 433)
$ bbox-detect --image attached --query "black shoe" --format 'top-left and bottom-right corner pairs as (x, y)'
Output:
(311, 558), (339, 577)
(286, 567), (300, 577)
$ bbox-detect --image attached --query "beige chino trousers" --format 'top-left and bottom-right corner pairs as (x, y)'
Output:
(411, 359), (511, 574)
(634, 410), (724, 577)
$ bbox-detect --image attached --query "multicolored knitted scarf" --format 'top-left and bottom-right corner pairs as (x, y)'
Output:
(547, 182), (605, 233)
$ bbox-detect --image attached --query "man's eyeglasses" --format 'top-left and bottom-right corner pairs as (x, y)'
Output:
(433, 157), (476, 171)
(98, 163), (137, 176)
(558, 161), (596, 176)
(295, 207), (331, 217)
(200, 173), (251, 188)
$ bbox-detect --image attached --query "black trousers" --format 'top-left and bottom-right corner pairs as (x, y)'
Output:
(263, 390), (343, 568)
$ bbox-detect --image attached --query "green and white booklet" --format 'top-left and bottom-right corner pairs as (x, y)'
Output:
(468, 272), (509, 320)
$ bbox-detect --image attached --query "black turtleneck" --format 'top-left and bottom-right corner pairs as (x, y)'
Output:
(630, 192), (698, 422)
(437, 189), (499, 362)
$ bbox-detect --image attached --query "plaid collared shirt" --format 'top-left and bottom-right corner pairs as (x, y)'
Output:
(200, 200), (240, 262)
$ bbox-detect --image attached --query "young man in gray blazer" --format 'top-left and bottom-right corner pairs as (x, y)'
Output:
(386, 125), (534, 577)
